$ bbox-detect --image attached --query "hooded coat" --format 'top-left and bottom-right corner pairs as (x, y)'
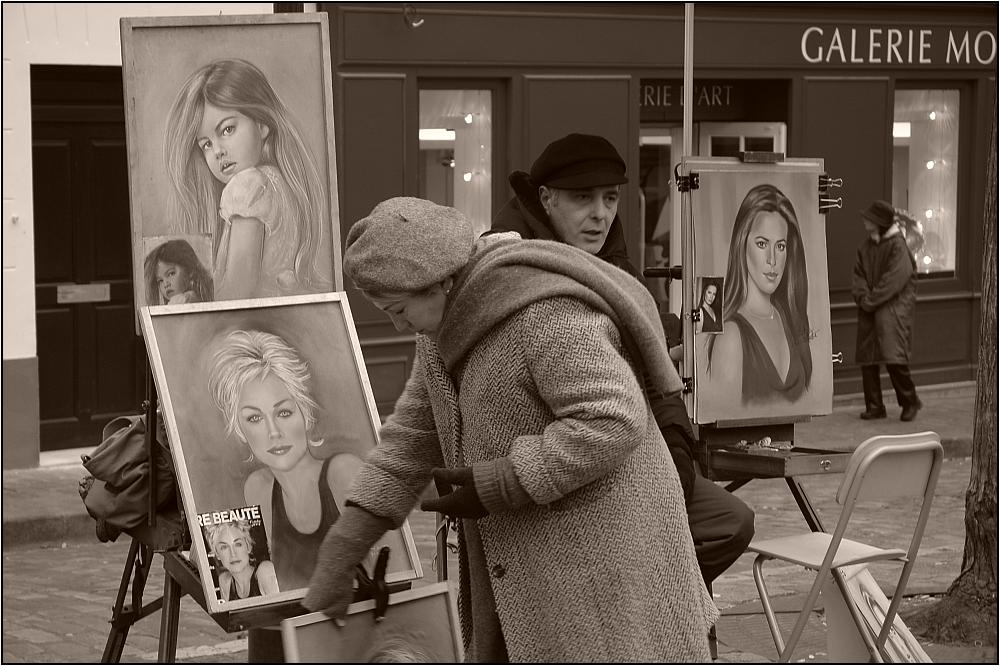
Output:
(851, 225), (918, 364)
(348, 236), (718, 662)
(490, 171), (700, 501)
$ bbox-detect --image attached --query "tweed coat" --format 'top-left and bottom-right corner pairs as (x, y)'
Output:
(348, 238), (718, 662)
(851, 228), (917, 364)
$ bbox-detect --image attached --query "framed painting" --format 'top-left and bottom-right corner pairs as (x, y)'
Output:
(685, 157), (833, 425)
(281, 582), (463, 663)
(121, 13), (341, 329)
(141, 293), (422, 614)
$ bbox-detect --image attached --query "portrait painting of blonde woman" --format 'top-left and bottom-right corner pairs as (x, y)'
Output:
(142, 294), (422, 613)
(689, 159), (833, 424)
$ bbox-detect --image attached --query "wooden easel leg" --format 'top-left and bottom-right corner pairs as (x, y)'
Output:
(101, 539), (140, 663)
(157, 568), (182, 663)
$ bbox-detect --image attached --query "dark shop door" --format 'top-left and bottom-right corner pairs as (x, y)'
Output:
(32, 66), (143, 451)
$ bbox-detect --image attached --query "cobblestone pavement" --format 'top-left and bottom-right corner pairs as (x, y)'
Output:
(3, 457), (991, 663)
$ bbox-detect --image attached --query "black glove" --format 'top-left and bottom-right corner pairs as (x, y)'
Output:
(420, 467), (488, 519)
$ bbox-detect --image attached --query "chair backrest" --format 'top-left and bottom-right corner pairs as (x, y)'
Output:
(836, 431), (943, 505)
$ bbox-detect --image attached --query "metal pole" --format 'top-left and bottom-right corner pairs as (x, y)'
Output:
(681, 3), (696, 401)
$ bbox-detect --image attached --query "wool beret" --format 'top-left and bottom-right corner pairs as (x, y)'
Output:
(529, 133), (628, 189)
(344, 197), (475, 294)
(860, 199), (895, 230)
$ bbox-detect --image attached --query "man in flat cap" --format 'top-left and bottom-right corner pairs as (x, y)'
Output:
(852, 199), (921, 421)
(490, 132), (754, 589)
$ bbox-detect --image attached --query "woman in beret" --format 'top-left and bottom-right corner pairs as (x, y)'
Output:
(303, 197), (717, 663)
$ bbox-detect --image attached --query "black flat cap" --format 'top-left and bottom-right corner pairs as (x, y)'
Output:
(530, 133), (628, 189)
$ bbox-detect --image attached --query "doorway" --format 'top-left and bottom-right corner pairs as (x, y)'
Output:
(31, 66), (143, 451)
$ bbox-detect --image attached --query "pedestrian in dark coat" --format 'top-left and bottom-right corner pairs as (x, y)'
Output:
(852, 199), (921, 421)
(490, 132), (754, 586)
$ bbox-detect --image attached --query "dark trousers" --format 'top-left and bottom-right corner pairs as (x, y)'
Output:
(861, 363), (920, 410)
(688, 475), (756, 586)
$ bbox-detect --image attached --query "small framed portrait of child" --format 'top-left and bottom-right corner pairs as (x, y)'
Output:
(141, 293), (423, 614)
(121, 13), (342, 327)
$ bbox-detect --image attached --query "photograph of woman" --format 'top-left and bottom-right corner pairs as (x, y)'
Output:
(204, 519), (279, 601)
(695, 277), (723, 334)
(692, 166), (832, 423)
(164, 59), (332, 301)
(207, 329), (370, 592)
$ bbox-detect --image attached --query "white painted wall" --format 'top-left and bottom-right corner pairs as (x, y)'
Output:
(2, 2), (272, 360)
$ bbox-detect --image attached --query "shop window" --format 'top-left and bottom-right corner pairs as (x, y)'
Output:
(418, 90), (492, 235)
(892, 89), (959, 276)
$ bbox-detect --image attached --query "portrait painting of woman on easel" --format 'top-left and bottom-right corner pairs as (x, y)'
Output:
(690, 161), (833, 424)
(141, 294), (422, 613)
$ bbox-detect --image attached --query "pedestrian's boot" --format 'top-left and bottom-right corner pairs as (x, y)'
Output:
(860, 406), (887, 420)
(900, 399), (923, 422)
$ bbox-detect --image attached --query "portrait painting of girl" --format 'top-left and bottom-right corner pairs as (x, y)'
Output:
(141, 294), (421, 613)
(121, 15), (342, 317)
(690, 162), (832, 424)
(164, 58), (332, 300)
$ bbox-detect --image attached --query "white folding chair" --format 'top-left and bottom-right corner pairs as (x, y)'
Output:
(747, 431), (943, 662)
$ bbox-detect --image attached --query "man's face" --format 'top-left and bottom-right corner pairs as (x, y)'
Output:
(539, 184), (620, 255)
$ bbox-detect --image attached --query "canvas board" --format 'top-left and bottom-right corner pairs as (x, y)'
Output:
(686, 157), (833, 425)
(281, 582), (463, 663)
(141, 293), (421, 614)
(121, 14), (342, 330)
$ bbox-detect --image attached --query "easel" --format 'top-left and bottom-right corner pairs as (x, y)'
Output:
(99, 357), (411, 663)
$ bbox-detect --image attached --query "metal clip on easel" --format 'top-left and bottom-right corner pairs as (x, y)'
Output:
(818, 174), (844, 213)
(353, 546), (410, 622)
(831, 352), (844, 364)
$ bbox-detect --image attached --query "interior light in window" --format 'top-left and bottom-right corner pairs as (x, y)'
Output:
(463, 171), (473, 182)
(925, 209), (934, 219)
(419, 129), (456, 141)
(464, 113), (474, 124)
(922, 255), (933, 266)
(928, 111), (937, 120)
(926, 160), (935, 170)
(892, 122), (911, 139)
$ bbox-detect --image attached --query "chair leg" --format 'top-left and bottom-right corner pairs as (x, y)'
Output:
(751, 555), (785, 656)
(873, 559), (918, 661)
(778, 568), (829, 663)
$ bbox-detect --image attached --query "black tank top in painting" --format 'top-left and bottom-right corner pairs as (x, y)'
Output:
(271, 457), (340, 590)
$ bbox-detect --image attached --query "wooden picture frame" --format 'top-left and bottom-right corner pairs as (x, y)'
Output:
(685, 157), (834, 425)
(281, 582), (464, 663)
(121, 14), (342, 331)
(140, 293), (421, 614)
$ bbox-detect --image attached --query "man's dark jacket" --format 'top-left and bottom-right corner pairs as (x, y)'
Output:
(490, 171), (698, 502)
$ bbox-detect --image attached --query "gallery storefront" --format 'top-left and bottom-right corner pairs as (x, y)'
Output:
(7, 3), (994, 463)
(314, 2), (996, 414)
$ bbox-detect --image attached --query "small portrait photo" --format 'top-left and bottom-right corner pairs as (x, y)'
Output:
(200, 507), (279, 603)
(143, 235), (214, 306)
(695, 276), (724, 335)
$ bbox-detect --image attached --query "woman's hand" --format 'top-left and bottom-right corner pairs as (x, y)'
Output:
(303, 505), (393, 619)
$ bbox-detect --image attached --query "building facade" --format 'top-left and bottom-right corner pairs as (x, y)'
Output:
(2, 2), (996, 467)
